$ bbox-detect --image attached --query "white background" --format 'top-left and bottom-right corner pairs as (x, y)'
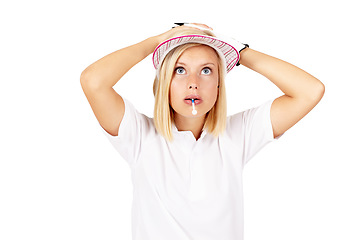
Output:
(1, 0), (359, 239)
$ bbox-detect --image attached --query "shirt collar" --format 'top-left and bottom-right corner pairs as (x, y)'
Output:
(172, 124), (208, 142)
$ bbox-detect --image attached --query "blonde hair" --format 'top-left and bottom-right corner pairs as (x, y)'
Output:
(153, 29), (227, 141)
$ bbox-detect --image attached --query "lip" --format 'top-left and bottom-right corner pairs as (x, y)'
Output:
(184, 94), (202, 105)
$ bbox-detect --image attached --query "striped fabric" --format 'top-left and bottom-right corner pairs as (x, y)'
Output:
(152, 35), (240, 73)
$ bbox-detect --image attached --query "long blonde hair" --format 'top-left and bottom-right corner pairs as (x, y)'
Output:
(153, 29), (227, 141)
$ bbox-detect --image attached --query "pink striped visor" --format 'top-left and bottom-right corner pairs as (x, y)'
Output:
(152, 35), (240, 74)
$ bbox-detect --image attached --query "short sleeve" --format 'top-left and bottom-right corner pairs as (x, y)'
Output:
(227, 99), (282, 165)
(100, 98), (149, 167)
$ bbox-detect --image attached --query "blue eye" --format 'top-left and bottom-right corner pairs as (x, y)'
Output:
(202, 67), (212, 75)
(175, 67), (186, 74)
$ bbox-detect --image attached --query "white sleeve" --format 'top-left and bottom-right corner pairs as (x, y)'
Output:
(99, 98), (147, 167)
(227, 99), (282, 165)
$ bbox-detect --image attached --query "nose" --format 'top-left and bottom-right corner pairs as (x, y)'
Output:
(188, 74), (199, 90)
(189, 84), (198, 89)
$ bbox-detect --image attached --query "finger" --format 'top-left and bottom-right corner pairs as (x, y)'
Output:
(190, 23), (213, 30)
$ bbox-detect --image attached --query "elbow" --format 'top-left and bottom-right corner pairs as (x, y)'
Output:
(320, 81), (325, 97)
(296, 78), (325, 104)
(80, 68), (102, 91)
(308, 79), (325, 104)
(315, 80), (325, 101)
(80, 68), (92, 87)
(80, 69), (87, 87)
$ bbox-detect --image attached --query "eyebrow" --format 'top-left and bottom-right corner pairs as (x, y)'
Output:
(176, 62), (216, 67)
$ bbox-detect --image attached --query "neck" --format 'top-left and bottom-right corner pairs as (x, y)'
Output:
(174, 114), (206, 140)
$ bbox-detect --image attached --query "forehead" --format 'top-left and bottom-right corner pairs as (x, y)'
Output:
(176, 45), (219, 65)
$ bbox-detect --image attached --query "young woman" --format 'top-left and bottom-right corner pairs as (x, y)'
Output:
(80, 23), (324, 240)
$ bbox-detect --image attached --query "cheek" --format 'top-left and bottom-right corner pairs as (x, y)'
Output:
(209, 88), (219, 105)
(169, 80), (183, 105)
(203, 79), (219, 98)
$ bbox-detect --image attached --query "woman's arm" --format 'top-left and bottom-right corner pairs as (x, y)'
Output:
(81, 37), (160, 90)
(80, 36), (160, 136)
(239, 48), (325, 138)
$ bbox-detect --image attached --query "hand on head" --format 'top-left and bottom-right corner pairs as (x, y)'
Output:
(155, 23), (213, 45)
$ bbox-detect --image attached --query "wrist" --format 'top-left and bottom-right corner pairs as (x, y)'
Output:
(236, 44), (250, 66)
(151, 35), (162, 47)
(141, 36), (162, 56)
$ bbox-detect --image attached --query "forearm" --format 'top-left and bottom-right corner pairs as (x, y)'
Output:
(239, 48), (324, 101)
(81, 36), (160, 89)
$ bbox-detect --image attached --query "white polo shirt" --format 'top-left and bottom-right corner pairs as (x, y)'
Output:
(102, 98), (280, 240)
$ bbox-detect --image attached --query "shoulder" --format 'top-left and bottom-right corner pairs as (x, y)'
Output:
(113, 98), (156, 137)
(225, 100), (275, 138)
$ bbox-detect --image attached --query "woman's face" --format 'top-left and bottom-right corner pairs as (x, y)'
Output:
(169, 45), (220, 120)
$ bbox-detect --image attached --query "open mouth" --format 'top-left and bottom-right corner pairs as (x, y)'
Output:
(184, 98), (202, 105)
